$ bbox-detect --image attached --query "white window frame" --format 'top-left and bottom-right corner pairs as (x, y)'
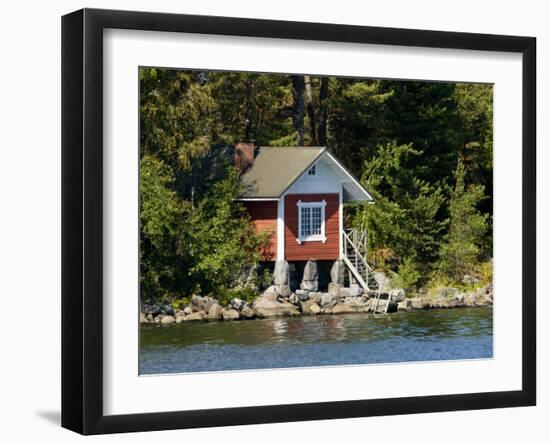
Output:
(296, 200), (326, 244)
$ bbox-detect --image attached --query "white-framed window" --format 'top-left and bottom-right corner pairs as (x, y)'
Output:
(308, 165), (316, 175)
(297, 200), (326, 243)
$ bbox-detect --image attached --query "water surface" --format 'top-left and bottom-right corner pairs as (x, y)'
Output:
(140, 307), (493, 374)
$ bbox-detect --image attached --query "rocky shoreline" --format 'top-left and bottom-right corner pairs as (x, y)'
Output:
(140, 259), (493, 325)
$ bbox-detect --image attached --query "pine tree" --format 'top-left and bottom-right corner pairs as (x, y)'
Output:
(437, 160), (489, 281)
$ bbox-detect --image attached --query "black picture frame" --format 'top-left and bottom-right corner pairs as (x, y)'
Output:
(61, 8), (536, 435)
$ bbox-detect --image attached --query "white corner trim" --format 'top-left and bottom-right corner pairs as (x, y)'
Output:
(324, 151), (373, 201)
(277, 196), (285, 260)
(339, 185), (344, 258)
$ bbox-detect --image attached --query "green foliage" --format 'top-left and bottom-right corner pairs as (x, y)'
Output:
(351, 142), (446, 277)
(391, 257), (421, 291)
(186, 167), (270, 294)
(437, 161), (489, 281)
(139, 155), (185, 301)
(139, 67), (493, 302)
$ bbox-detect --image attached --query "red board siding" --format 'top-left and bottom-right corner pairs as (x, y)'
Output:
(285, 193), (340, 261)
(243, 201), (277, 261)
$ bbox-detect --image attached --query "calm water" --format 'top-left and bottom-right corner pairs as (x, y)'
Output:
(139, 307), (493, 374)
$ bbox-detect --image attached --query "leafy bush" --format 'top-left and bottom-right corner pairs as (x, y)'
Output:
(391, 257), (421, 291)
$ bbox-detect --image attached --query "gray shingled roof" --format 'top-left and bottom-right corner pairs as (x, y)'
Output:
(240, 147), (325, 198)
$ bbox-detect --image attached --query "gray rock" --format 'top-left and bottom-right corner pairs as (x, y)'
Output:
(300, 280), (318, 291)
(222, 309), (240, 321)
(308, 292), (323, 304)
(328, 282), (342, 296)
(344, 296), (369, 307)
(261, 286), (280, 301)
(390, 288), (406, 302)
(397, 299), (413, 311)
(230, 298), (244, 311)
(320, 293), (335, 308)
(141, 304), (161, 317)
(372, 272), (391, 292)
(207, 304), (223, 320)
(288, 293), (299, 305)
(273, 260), (290, 286)
(184, 311), (207, 321)
(434, 287), (459, 299)
(411, 297), (432, 310)
(303, 259), (319, 281)
(183, 306), (193, 315)
(252, 298), (299, 318)
(240, 305), (255, 319)
(204, 296), (219, 313)
(348, 284), (364, 297)
(276, 284), (292, 298)
(190, 295), (208, 312)
(160, 315), (175, 324)
(330, 260), (345, 284)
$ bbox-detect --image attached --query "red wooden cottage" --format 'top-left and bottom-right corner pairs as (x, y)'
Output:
(234, 141), (374, 288)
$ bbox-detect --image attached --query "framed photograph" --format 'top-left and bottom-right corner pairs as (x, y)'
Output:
(61, 8), (536, 435)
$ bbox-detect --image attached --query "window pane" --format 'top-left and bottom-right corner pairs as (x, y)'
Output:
(300, 204), (323, 238)
(301, 207), (311, 236)
(311, 206), (322, 235)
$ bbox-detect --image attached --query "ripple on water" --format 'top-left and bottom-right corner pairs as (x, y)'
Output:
(139, 307), (493, 374)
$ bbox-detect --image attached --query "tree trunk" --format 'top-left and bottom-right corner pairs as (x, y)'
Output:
(291, 75), (305, 146)
(244, 76), (254, 140)
(318, 77), (329, 146)
(304, 76), (317, 145)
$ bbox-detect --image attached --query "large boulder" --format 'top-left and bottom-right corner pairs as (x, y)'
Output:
(229, 298), (245, 311)
(273, 260), (290, 285)
(397, 299), (413, 311)
(184, 311), (207, 321)
(320, 293), (335, 308)
(141, 304), (161, 317)
(327, 282), (342, 297)
(390, 288), (406, 302)
(330, 260), (345, 285)
(190, 295), (209, 312)
(410, 297), (432, 310)
(348, 284), (364, 297)
(160, 315), (175, 324)
(222, 308), (240, 321)
(260, 286), (280, 301)
(207, 304), (223, 320)
(240, 305), (255, 319)
(372, 272), (391, 292)
(308, 292), (323, 304)
(301, 259), (319, 291)
(303, 259), (319, 281)
(434, 287), (459, 299)
(300, 280), (319, 291)
(300, 300), (321, 315)
(252, 298), (299, 318)
(277, 284), (292, 298)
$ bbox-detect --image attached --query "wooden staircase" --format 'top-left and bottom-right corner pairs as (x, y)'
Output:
(341, 228), (372, 290)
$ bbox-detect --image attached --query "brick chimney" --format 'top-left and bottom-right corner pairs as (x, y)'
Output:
(234, 140), (255, 174)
